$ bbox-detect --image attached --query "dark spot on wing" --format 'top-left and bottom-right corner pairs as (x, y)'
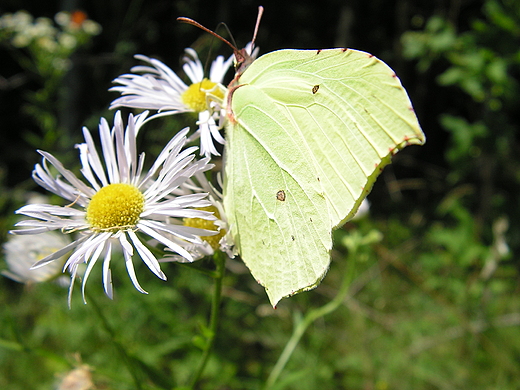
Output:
(276, 190), (286, 202)
(312, 85), (319, 94)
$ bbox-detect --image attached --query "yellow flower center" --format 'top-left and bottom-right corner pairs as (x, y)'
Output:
(86, 183), (145, 232)
(183, 205), (225, 251)
(181, 79), (224, 112)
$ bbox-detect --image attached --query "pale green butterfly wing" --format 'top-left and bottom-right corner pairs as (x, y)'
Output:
(224, 48), (425, 306)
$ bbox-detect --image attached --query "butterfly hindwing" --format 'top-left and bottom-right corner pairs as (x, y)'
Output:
(225, 85), (332, 304)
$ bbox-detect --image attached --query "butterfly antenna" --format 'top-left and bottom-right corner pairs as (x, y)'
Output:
(251, 6), (264, 47)
(217, 22), (240, 53)
(177, 17), (238, 53)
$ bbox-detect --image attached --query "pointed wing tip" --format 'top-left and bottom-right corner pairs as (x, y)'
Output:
(267, 292), (282, 308)
(265, 274), (327, 308)
(394, 130), (426, 152)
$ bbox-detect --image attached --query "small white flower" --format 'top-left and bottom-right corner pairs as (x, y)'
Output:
(32, 17), (56, 38)
(109, 48), (233, 157)
(11, 111), (217, 304)
(81, 19), (102, 35)
(2, 232), (70, 283)
(54, 11), (71, 27)
(168, 171), (236, 261)
(37, 36), (59, 52)
(56, 365), (94, 390)
(11, 32), (31, 48)
(10, 11), (33, 30)
(58, 32), (77, 50)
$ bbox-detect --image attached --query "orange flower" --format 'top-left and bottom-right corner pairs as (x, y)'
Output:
(70, 10), (87, 27)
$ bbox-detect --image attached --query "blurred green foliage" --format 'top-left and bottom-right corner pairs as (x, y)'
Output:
(0, 10), (101, 151)
(402, 0), (520, 232)
(1, 0), (520, 389)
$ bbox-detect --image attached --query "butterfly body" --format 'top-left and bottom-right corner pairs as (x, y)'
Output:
(224, 48), (424, 306)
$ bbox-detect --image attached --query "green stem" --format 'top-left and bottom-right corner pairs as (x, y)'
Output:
(146, 242), (218, 278)
(87, 291), (145, 390)
(265, 251), (358, 389)
(177, 260), (221, 278)
(187, 251), (226, 389)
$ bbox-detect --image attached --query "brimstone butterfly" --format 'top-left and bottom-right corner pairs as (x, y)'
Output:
(179, 7), (425, 307)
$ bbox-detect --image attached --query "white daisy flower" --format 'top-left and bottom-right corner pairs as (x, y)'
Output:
(109, 48), (233, 157)
(2, 231), (70, 283)
(167, 171), (236, 261)
(10, 111), (217, 305)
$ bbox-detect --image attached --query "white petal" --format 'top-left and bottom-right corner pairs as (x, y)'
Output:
(67, 267), (79, 308)
(182, 48), (204, 83)
(115, 113), (130, 183)
(138, 128), (190, 188)
(38, 151), (95, 197)
(102, 241), (114, 299)
(209, 54), (233, 82)
(198, 113), (221, 157)
(82, 126), (108, 187)
(81, 238), (106, 303)
(63, 232), (111, 272)
(16, 203), (84, 217)
(77, 143), (102, 191)
(119, 233), (148, 294)
(99, 116), (119, 183)
(30, 235), (87, 269)
(110, 55), (188, 112)
(127, 230), (166, 280)
(137, 222), (194, 261)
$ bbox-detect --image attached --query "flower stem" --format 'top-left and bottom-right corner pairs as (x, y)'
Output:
(187, 251), (226, 389)
(264, 249), (358, 389)
(87, 291), (145, 390)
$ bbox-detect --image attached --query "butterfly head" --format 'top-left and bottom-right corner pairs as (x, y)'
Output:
(233, 47), (255, 76)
